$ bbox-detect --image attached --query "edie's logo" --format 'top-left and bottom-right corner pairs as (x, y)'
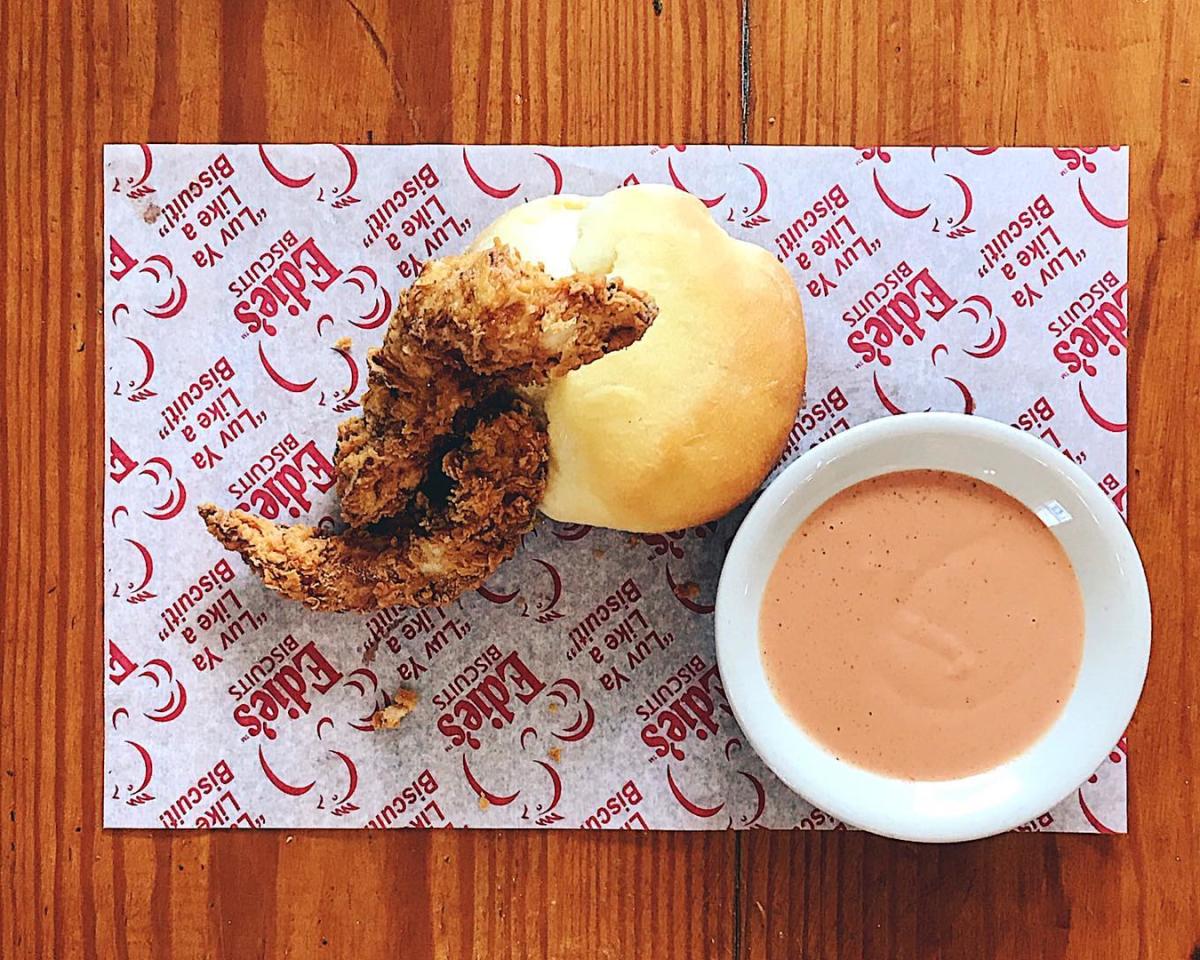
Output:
(1052, 283), (1128, 378)
(233, 639), (344, 740)
(436, 650), (546, 751)
(846, 267), (958, 366)
(640, 660), (729, 762)
(233, 238), (342, 336)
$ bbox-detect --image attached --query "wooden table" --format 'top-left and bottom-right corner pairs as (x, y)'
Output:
(2, 1), (1196, 957)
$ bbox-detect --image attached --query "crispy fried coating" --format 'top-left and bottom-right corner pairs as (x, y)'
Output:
(336, 241), (657, 527)
(371, 688), (420, 730)
(200, 407), (547, 611)
(199, 241), (656, 613)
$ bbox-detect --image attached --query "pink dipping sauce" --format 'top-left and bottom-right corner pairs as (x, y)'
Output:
(759, 469), (1084, 780)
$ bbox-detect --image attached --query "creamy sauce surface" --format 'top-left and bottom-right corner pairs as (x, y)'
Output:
(759, 469), (1084, 780)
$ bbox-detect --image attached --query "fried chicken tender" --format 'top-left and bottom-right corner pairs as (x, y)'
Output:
(337, 241), (657, 527)
(200, 406), (548, 611)
(199, 242), (656, 613)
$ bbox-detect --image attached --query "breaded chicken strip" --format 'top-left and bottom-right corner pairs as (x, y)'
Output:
(336, 241), (656, 528)
(200, 242), (656, 612)
(200, 406), (547, 611)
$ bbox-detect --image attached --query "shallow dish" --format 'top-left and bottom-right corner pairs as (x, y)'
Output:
(715, 412), (1151, 842)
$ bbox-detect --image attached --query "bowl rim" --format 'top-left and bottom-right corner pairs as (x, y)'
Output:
(714, 411), (1151, 842)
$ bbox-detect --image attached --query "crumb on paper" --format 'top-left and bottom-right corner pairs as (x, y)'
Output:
(547, 746), (562, 764)
(547, 700), (560, 714)
(335, 335), (353, 351)
(478, 795), (489, 810)
(361, 635), (380, 665)
(142, 202), (162, 223)
(592, 547), (606, 560)
(676, 580), (701, 600)
(371, 688), (420, 730)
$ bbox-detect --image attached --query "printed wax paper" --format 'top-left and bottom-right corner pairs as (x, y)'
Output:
(104, 144), (1130, 832)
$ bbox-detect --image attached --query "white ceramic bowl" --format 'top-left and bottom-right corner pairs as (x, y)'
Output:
(715, 412), (1151, 842)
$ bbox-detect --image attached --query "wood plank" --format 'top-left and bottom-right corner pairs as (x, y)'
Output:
(0, 1), (742, 958)
(741, 1), (1200, 958)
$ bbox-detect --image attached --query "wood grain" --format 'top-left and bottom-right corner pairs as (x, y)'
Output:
(0, 1), (1195, 957)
